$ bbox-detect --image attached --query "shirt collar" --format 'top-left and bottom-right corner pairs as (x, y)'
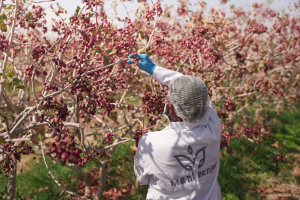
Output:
(169, 109), (210, 130)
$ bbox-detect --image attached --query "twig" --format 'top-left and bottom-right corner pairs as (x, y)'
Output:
(139, 9), (159, 53)
(0, 0), (19, 106)
(87, 138), (133, 152)
(5, 138), (31, 142)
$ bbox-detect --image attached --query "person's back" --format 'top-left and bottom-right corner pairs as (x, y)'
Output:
(135, 101), (222, 200)
(128, 54), (222, 199)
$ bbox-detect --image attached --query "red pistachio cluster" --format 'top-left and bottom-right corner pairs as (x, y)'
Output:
(40, 97), (69, 122)
(144, 1), (163, 22)
(248, 20), (267, 34)
(103, 132), (114, 145)
(243, 125), (261, 139)
(12, 3), (47, 32)
(1, 134), (34, 173)
(224, 100), (236, 112)
(220, 132), (233, 155)
(133, 126), (148, 147)
(272, 154), (286, 165)
(148, 116), (159, 126)
(0, 36), (8, 52)
(141, 91), (166, 115)
(48, 130), (88, 166)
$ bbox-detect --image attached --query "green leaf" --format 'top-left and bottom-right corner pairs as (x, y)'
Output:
(145, 84), (151, 91)
(146, 52), (153, 56)
(25, 11), (33, 23)
(16, 84), (25, 89)
(6, 78), (12, 84)
(5, 71), (13, 78)
(129, 75), (136, 84)
(76, 6), (81, 14)
(31, 125), (45, 145)
(57, 2), (65, 11)
(135, 20), (141, 27)
(18, 107), (25, 113)
(106, 49), (117, 55)
(0, 73), (3, 76)
(0, 136), (4, 145)
(6, 64), (11, 71)
(205, 80), (211, 85)
(0, 14), (7, 21)
(12, 78), (21, 85)
(103, 55), (110, 66)
(91, 29), (97, 35)
(6, 5), (13, 10)
(88, 13), (94, 19)
(0, 23), (7, 32)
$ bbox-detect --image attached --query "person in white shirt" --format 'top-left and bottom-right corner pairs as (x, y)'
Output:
(127, 54), (222, 200)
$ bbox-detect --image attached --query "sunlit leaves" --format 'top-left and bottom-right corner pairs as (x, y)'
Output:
(0, 14), (7, 32)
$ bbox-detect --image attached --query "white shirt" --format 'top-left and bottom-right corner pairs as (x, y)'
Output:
(134, 66), (222, 200)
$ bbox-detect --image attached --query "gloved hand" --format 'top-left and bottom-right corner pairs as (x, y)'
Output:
(127, 53), (156, 75)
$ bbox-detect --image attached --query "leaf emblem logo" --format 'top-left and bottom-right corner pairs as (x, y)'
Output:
(173, 145), (207, 171)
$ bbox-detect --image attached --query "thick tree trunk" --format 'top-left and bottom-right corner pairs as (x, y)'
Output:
(95, 161), (108, 200)
(6, 158), (17, 200)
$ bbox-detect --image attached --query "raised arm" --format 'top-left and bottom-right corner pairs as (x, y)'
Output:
(127, 53), (183, 86)
(152, 66), (183, 86)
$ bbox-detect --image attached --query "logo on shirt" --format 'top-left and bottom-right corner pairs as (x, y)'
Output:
(173, 145), (207, 171)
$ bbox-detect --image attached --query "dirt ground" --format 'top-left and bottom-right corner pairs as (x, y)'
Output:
(259, 153), (300, 200)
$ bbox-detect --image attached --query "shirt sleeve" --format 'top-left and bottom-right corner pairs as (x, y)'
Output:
(134, 136), (150, 185)
(152, 66), (183, 86)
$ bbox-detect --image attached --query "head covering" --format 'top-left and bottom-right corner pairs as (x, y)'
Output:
(166, 75), (209, 123)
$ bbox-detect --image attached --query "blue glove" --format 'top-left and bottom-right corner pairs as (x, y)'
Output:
(127, 53), (156, 75)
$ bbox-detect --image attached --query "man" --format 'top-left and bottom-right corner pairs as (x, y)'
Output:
(127, 54), (222, 200)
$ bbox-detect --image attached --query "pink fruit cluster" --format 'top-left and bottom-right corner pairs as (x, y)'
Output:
(48, 130), (89, 166)
(144, 1), (163, 22)
(220, 132), (233, 155)
(32, 45), (46, 61)
(0, 37), (8, 52)
(1, 134), (34, 173)
(217, 108), (228, 119)
(103, 132), (114, 145)
(272, 154), (286, 165)
(40, 97), (69, 122)
(133, 126), (148, 147)
(248, 20), (267, 34)
(148, 116), (159, 126)
(224, 100), (236, 112)
(243, 125), (261, 139)
(141, 91), (166, 115)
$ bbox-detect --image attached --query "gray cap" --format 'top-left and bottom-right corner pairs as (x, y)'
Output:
(166, 75), (208, 123)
